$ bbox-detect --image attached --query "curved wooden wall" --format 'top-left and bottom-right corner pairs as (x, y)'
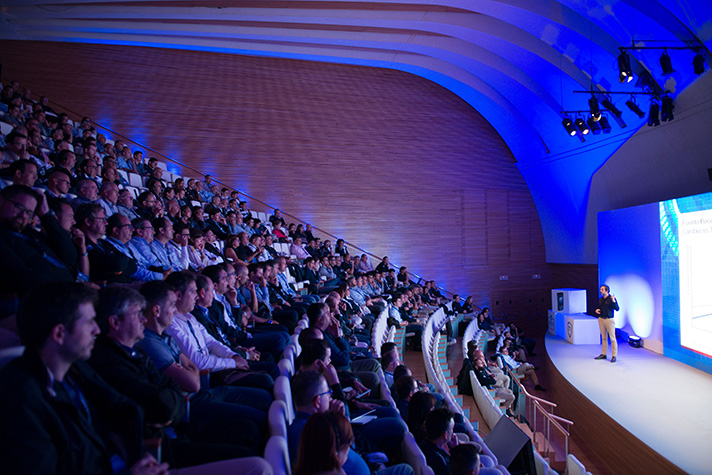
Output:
(0, 40), (550, 305)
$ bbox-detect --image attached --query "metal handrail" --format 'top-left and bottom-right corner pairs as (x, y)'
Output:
(533, 401), (570, 437)
(505, 366), (557, 408)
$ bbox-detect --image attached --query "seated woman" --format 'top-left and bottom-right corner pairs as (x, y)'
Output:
(293, 411), (353, 475)
(223, 233), (240, 263)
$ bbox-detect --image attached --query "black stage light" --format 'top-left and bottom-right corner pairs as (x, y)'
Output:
(575, 117), (590, 135)
(661, 95), (674, 122)
(648, 101), (660, 127)
(626, 98), (645, 118)
(660, 51), (675, 75)
(629, 335), (643, 348)
(693, 52), (706, 75)
(562, 117), (577, 136)
(588, 96), (601, 121)
(587, 116), (601, 135)
(601, 98), (622, 118)
(618, 50), (633, 83)
(599, 115), (612, 134)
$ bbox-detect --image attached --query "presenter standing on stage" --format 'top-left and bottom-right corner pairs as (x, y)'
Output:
(595, 284), (619, 363)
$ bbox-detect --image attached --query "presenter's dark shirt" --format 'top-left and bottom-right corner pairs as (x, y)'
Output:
(598, 296), (619, 319)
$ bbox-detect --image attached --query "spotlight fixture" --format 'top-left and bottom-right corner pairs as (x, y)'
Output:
(588, 96), (601, 121)
(693, 52), (706, 75)
(562, 117), (577, 136)
(601, 97), (622, 118)
(575, 117), (590, 135)
(648, 101), (660, 127)
(661, 95), (674, 122)
(625, 97), (645, 118)
(587, 116), (601, 135)
(618, 50), (633, 83)
(599, 115), (612, 134)
(660, 51), (675, 75)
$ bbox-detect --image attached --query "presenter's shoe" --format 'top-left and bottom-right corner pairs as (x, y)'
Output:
(594, 354), (607, 360)
(610, 357), (617, 363)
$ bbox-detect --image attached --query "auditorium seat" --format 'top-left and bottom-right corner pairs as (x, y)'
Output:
(267, 400), (289, 439)
(264, 435), (291, 475)
(273, 375), (295, 424)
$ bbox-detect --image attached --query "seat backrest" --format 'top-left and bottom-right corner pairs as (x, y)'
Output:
(264, 435), (291, 475)
(267, 400), (289, 438)
(273, 375), (295, 424)
(0, 346), (24, 370)
(278, 357), (294, 379)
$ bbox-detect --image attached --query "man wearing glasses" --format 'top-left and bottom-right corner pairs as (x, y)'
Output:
(0, 185), (74, 294)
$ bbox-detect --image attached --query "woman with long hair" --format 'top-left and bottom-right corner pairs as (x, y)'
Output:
(293, 411), (353, 475)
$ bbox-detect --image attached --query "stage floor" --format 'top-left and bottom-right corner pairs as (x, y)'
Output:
(546, 334), (712, 475)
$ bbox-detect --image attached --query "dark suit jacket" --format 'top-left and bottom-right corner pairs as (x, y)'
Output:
(87, 238), (138, 284)
(0, 218), (75, 295)
(89, 336), (185, 425)
(0, 351), (143, 475)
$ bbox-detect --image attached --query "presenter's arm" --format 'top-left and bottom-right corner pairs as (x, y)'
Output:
(611, 294), (619, 311)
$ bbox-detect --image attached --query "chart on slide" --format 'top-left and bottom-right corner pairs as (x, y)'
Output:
(678, 208), (712, 357)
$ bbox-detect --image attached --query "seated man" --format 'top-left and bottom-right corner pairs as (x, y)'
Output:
(0, 282), (158, 474)
(289, 371), (412, 475)
(0, 158), (37, 189)
(308, 302), (381, 391)
(419, 408), (459, 475)
(128, 217), (171, 276)
(89, 285), (263, 456)
(89, 213), (163, 283)
(472, 355), (515, 414)
(499, 346), (545, 392)
(150, 217), (189, 272)
(204, 264), (289, 362)
(192, 274), (279, 379)
(164, 271), (274, 391)
(0, 185), (75, 295)
(298, 339), (407, 462)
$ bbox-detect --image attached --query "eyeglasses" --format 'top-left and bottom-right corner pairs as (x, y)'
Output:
(5, 197), (36, 219)
(315, 389), (333, 399)
(91, 216), (108, 222)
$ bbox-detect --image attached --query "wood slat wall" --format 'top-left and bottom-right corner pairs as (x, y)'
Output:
(0, 40), (550, 311)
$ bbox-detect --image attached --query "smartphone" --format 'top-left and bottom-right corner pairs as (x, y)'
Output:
(356, 389), (371, 399)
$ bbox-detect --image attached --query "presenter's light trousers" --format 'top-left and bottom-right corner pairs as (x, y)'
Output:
(598, 317), (617, 357)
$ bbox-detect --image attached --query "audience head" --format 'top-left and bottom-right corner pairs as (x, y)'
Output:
(425, 407), (455, 444)
(305, 302), (328, 328)
(393, 364), (412, 383)
(165, 271), (198, 314)
(17, 282), (99, 359)
(194, 274), (215, 308)
(75, 203), (106, 240)
(381, 342), (398, 359)
(76, 179), (99, 202)
(382, 349), (400, 373)
(107, 214), (132, 243)
(450, 443), (481, 475)
(297, 326), (323, 348)
(407, 391), (438, 441)
(46, 167), (72, 196)
(300, 338), (331, 370)
(95, 286), (146, 347)
(8, 159), (38, 187)
(0, 185), (39, 233)
(140, 280), (178, 332)
(291, 370), (331, 413)
(294, 411), (353, 475)
(395, 375), (419, 401)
